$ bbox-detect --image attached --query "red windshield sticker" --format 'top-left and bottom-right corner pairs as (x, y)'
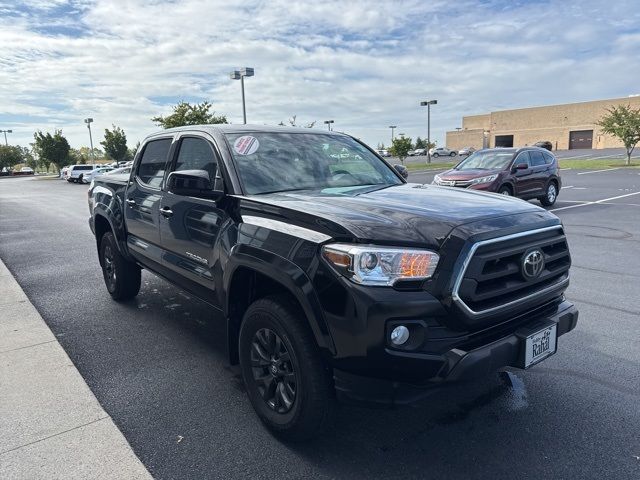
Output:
(233, 136), (260, 155)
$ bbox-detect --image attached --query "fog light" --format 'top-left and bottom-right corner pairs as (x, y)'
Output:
(390, 325), (410, 345)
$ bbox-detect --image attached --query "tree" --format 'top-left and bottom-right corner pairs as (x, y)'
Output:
(0, 145), (23, 172)
(152, 101), (228, 129)
(129, 141), (140, 160)
(68, 148), (88, 165)
(389, 136), (413, 164)
(101, 125), (130, 162)
(597, 105), (640, 166)
(414, 137), (426, 149)
(19, 147), (37, 171)
(33, 130), (71, 174)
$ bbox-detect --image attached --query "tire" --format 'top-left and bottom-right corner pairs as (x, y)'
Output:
(99, 232), (141, 301)
(432, 153), (439, 158)
(67, 179), (73, 183)
(498, 185), (512, 196)
(539, 181), (558, 206)
(449, 151), (456, 157)
(239, 295), (335, 441)
(78, 174), (84, 184)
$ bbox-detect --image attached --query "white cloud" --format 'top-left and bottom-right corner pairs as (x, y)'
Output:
(0, 0), (639, 150)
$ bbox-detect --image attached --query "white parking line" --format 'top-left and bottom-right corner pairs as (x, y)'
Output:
(577, 167), (623, 175)
(561, 185), (574, 189)
(551, 191), (640, 212)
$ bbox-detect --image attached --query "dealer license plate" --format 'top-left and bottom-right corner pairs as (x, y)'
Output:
(524, 324), (557, 368)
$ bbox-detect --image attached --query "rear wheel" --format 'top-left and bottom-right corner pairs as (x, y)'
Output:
(99, 232), (141, 301)
(539, 181), (558, 206)
(239, 296), (335, 440)
(449, 151), (456, 156)
(432, 153), (439, 158)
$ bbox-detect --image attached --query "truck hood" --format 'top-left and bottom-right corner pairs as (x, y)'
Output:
(239, 183), (557, 248)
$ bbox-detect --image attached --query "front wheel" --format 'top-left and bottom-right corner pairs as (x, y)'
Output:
(449, 151), (456, 156)
(498, 185), (512, 196)
(539, 182), (558, 206)
(99, 232), (141, 301)
(239, 296), (335, 440)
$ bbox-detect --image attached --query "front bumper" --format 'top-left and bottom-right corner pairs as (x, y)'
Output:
(333, 300), (578, 406)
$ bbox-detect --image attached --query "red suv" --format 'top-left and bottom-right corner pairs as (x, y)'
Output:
(432, 147), (561, 206)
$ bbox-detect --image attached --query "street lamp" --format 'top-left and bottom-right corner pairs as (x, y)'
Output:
(324, 120), (334, 131)
(84, 118), (95, 165)
(230, 67), (255, 124)
(388, 125), (397, 144)
(420, 99), (437, 163)
(0, 129), (12, 146)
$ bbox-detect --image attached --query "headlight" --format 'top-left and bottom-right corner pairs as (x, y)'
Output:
(322, 244), (439, 286)
(470, 174), (498, 185)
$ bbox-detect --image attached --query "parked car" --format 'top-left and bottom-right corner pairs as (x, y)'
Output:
(81, 166), (114, 184)
(89, 125), (577, 439)
(432, 147), (561, 206)
(17, 167), (34, 175)
(105, 166), (132, 176)
(413, 148), (426, 156)
(458, 146), (476, 156)
(376, 149), (390, 157)
(534, 141), (553, 151)
(64, 164), (95, 183)
(429, 147), (456, 157)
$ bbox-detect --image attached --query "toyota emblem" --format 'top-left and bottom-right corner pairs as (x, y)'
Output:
(522, 249), (544, 279)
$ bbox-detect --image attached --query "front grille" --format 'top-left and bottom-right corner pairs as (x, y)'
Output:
(453, 226), (570, 316)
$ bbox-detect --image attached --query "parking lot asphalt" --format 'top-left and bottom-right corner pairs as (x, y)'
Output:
(1, 172), (639, 480)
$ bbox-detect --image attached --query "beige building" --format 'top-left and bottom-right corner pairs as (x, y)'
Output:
(446, 96), (640, 151)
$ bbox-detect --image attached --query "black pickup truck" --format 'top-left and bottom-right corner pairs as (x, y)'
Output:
(88, 125), (578, 439)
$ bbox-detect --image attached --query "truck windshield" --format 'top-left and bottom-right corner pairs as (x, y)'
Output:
(455, 151), (515, 170)
(225, 132), (402, 195)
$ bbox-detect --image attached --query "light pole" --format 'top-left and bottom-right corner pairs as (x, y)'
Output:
(0, 129), (12, 146)
(230, 67), (255, 124)
(84, 118), (95, 166)
(420, 100), (437, 163)
(388, 125), (397, 145)
(324, 120), (334, 131)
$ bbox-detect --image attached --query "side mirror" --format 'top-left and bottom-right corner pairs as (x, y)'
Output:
(166, 169), (224, 199)
(512, 163), (528, 173)
(393, 164), (409, 179)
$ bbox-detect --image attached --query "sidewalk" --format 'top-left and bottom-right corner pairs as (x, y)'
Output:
(0, 259), (152, 479)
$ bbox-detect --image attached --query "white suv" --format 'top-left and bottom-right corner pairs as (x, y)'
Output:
(64, 165), (95, 183)
(428, 147), (457, 157)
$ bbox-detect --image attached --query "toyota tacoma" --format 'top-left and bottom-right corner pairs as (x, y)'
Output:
(88, 125), (578, 439)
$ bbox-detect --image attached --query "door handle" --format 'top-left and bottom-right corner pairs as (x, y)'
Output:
(125, 198), (136, 206)
(160, 206), (173, 217)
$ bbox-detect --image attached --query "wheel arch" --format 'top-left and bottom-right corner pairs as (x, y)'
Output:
(224, 248), (335, 365)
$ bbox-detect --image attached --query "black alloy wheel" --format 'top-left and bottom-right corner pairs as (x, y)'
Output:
(250, 328), (297, 414)
(239, 296), (335, 440)
(99, 231), (141, 301)
(102, 243), (117, 292)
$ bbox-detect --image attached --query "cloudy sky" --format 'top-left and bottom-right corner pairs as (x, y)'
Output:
(1, 0), (639, 150)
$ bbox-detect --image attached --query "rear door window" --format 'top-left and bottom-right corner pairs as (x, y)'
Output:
(529, 151), (546, 167)
(542, 152), (555, 165)
(137, 139), (172, 188)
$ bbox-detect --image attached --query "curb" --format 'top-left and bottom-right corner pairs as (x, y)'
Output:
(0, 258), (153, 480)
